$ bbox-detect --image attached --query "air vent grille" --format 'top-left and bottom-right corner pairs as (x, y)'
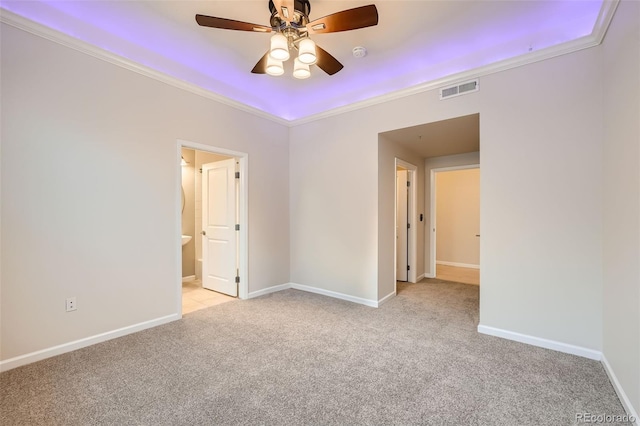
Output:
(440, 79), (479, 100)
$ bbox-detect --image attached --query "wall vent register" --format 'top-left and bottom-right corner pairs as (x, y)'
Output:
(440, 79), (479, 100)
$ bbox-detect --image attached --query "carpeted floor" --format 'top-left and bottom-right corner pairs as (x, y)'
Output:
(0, 279), (631, 425)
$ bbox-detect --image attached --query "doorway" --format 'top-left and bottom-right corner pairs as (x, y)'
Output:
(430, 166), (480, 285)
(395, 158), (417, 287)
(178, 141), (249, 315)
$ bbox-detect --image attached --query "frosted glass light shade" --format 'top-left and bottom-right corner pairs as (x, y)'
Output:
(298, 38), (316, 65)
(269, 33), (290, 61)
(266, 56), (284, 76)
(293, 58), (311, 79)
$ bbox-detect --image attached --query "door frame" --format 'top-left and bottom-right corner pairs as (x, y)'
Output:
(176, 140), (249, 314)
(428, 164), (480, 278)
(394, 158), (417, 290)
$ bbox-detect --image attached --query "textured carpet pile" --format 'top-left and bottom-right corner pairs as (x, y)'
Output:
(0, 279), (630, 425)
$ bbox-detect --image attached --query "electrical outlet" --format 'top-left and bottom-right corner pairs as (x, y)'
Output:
(65, 297), (77, 312)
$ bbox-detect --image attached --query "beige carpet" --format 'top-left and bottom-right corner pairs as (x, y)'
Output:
(0, 279), (630, 425)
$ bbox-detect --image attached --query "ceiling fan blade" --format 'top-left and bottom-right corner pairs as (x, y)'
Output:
(251, 52), (270, 74)
(272, 0), (295, 23)
(306, 5), (378, 34)
(315, 46), (344, 76)
(196, 14), (272, 32)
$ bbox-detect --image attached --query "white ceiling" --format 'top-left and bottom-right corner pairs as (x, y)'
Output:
(381, 113), (479, 158)
(1, 1), (610, 123)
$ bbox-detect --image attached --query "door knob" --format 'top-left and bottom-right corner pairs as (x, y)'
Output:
(201, 231), (206, 236)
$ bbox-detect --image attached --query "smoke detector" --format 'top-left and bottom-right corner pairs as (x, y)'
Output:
(352, 46), (367, 58)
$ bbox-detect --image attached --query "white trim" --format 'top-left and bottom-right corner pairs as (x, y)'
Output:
(378, 291), (396, 307)
(291, 283), (379, 308)
(177, 140), (249, 302)
(429, 164), (480, 278)
(436, 261), (480, 270)
(0, 2), (619, 127)
(0, 314), (180, 372)
(477, 325), (602, 361)
(601, 355), (640, 425)
(248, 282), (383, 308)
(247, 283), (292, 299)
(250, 282), (384, 308)
(417, 273), (426, 281)
(181, 275), (196, 283)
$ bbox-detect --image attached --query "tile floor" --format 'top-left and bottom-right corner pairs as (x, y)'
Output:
(435, 264), (480, 285)
(182, 279), (236, 314)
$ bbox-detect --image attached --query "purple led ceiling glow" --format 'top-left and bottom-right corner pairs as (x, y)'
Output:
(1, 1), (604, 121)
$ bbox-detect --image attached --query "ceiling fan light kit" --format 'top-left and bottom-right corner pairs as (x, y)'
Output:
(269, 33), (290, 61)
(196, 0), (379, 79)
(293, 58), (311, 79)
(266, 56), (285, 76)
(297, 38), (317, 65)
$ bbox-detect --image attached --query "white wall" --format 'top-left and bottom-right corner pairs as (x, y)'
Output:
(479, 48), (604, 350)
(602, 0), (640, 417)
(291, 45), (603, 350)
(0, 24), (290, 362)
(435, 168), (480, 267)
(290, 89), (479, 303)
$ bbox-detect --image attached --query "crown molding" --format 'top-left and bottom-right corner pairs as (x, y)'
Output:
(0, 8), (290, 127)
(288, 0), (620, 127)
(1, 1), (619, 128)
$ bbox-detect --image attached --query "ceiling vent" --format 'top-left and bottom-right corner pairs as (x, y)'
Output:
(439, 79), (479, 100)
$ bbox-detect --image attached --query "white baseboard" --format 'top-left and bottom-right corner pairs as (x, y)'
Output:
(247, 282), (381, 308)
(182, 275), (196, 283)
(601, 355), (640, 425)
(378, 291), (396, 307)
(416, 273), (426, 281)
(437, 261), (480, 269)
(424, 272), (436, 278)
(0, 314), (180, 372)
(247, 283), (292, 299)
(290, 283), (379, 308)
(477, 324), (602, 361)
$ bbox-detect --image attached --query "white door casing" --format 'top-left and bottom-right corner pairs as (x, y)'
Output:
(394, 158), (417, 288)
(202, 158), (238, 296)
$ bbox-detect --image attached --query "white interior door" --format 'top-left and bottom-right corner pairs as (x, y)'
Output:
(202, 158), (237, 296)
(396, 169), (408, 281)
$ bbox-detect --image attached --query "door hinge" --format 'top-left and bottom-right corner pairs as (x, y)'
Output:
(407, 265), (410, 271)
(407, 181), (410, 187)
(407, 223), (410, 229)
(235, 172), (240, 179)
(235, 276), (240, 283)
(235, 224), (240, 231)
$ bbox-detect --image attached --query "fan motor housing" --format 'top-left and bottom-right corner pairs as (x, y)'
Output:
(269, 0), (311, 27)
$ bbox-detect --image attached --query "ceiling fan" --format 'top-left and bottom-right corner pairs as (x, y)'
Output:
(195, 1), (378, 79)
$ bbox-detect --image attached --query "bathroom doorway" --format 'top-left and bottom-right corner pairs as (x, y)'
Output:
(178, 141), (248, 315)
